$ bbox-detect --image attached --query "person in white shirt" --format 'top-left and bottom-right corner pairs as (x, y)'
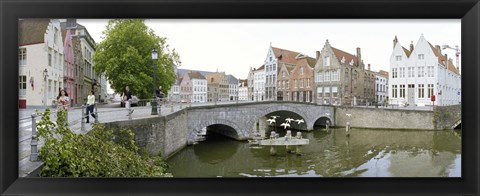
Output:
(86, 90), (97, 123)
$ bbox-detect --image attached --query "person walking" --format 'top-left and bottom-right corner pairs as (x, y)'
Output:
(86, 90), (97, 123)
(123, 85), (134, 116)
(56, 89), (70, 120)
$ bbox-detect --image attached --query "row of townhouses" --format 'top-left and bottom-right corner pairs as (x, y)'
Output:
(164, 34), (461, 107)
(241, 34), (460, 106)
(167, 68), (239, 103)
(18, 19), (107, 108)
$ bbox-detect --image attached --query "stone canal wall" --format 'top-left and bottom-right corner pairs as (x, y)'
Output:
(335, 107), (435, 130)
(103, 110), (188, 158)
(433, 105), (462, 129)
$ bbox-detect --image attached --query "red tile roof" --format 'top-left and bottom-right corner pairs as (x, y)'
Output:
(332, 47), (358, 65)
(402, 47), (412, 57)
(272, 47), (300, 65)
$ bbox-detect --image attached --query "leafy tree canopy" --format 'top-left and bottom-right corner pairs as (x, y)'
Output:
(94, 19), (180, 99)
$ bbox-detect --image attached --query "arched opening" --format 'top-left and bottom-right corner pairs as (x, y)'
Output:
(205, 124), (239, 141)
(314, 116), (332, 128)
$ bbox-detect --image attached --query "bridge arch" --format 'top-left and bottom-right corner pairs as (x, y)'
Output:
(313, 116), (334, 128)
(190, 119), (247, 141)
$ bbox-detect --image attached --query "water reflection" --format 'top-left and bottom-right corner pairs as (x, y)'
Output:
(167, 128), (461, 177)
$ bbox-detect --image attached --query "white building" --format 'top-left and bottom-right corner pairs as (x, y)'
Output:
(19, 19), (64, 108)
(375, 70), (389, 104)
(227, 75), (239, 101)
(238, 79), (248, 101)
(189, 72), (207, 103)
(253, 65), (265, 101)
(389, 35), (461, 107)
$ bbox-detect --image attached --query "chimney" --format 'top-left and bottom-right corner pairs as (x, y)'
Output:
(316, 51), (320, 60)
(368, 64), (371, 71)
(435, 45), (441, 53)
(393, 35), (398, 48)
(409, 41), (414, 52)
(356, 47), (361, 66)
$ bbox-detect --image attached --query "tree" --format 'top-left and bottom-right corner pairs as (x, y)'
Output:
(94, 19), (180, 99)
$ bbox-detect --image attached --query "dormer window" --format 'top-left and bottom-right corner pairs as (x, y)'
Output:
(300, 67), (304, 75)
(341, 57), (345, 64)
(396, 55), (402, 61)
(349, 59), (354, 66)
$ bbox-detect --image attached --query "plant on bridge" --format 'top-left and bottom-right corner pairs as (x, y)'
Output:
(93, 19), (181, 99)
(36, 108), (171, 177)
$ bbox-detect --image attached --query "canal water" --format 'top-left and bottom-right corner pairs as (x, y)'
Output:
(166, 128), (461, 177)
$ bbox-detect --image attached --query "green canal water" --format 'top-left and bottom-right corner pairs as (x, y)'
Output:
(166, 128), (461, 177)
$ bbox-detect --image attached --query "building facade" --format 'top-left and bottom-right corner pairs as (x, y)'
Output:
(239, 79), (249, 101)
(227, 75), (239, 101)
(389, 35), (461, 106)
(314, 40), (375, 105)
(375, 70), (389, 104)
(179, 73), (193, 102)
(264, 46), (302, 101)
(62, 28), (76, 105)
(253, 65), (265, 101)
(189, 71), (207, 103)
(289, 55), (316, 102)
(206, 72), (229, 102)
(247, 68), (255, 101)
(19, 19), (65, 108)
(277, 62), (295, 101)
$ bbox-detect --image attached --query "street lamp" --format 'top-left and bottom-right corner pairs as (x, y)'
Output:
(151, 47), (158, 115)
(43, 69), (48, 106)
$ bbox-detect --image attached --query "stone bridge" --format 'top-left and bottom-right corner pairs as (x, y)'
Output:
(186, 101), (335, 143)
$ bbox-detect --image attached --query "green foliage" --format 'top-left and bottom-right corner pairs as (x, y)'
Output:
(93, 19), (181, 99)
(36, 109), (170, 177)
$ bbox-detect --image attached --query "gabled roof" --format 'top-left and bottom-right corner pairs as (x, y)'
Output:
(377, 70), (389, 78)
(206, 72), (227, 84)
(272, 47), (300, 65)
(19, 19), (50, 46)
(177, 69), (214, 78)
(188, 71), (206, 80)
(447, 59), (460, 75)
(402, 47), (412, 57)
(332, 47), (358, 65)
(256, 64), (265, 71)
(227, 75), (238, 84)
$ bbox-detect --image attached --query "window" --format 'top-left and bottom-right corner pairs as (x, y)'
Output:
(318, 72), (324, 82)
(294, 80), (297, 88)
(408, 67), (414, 77)
(400, 84), (405, 98)
(19, 48), (27, 66)
(392, 85), (397, 98)
(399, 67), (405, 78)
(392, 68), (397, 78)
(300, 67), (304, 75)
(418, 66), (425, 77)
(306, 78), (310, 88)
(324, 56), (330, 66)
(325, 71), (331, 82)
(332, 86), (338, 98)
(427, 66), (434, 77)
(418, 84), (425, 98)
(418, 54), (425, 60)
(273, 64), (276, 71)
(269, 56), (272, 62)
(48, 48), (52, 67)
(317, 87), (323, 98)
(396, 55), (402, 61)
(283, 71), (286, 77)
(48, 80), (52, 99)
(428, 84), (434, 98)
(300, 79), (304, 88)
(19, 75), (27, 96)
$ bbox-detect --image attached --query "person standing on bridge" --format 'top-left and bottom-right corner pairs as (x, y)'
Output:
(86, 90), (97, 123)
(122, 85), (134, 116)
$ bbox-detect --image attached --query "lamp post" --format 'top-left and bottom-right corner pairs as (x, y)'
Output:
(43, 69), (48, 106)
(151, 48), (158, 115)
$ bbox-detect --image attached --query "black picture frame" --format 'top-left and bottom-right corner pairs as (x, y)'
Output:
(1, 0), (479, 195)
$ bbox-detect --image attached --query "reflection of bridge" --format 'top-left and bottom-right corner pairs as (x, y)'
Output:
(186, 101), (335, 143)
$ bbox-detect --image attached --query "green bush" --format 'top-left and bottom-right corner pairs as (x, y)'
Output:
(36, 108), (171, 177)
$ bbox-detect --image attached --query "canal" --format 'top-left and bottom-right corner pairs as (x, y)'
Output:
(166, 128), (461, 177)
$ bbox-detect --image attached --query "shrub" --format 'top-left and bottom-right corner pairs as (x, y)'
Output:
(36, 108), (170, 177)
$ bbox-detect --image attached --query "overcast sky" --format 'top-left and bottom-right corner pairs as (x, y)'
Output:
(77, 19), (461, 90)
